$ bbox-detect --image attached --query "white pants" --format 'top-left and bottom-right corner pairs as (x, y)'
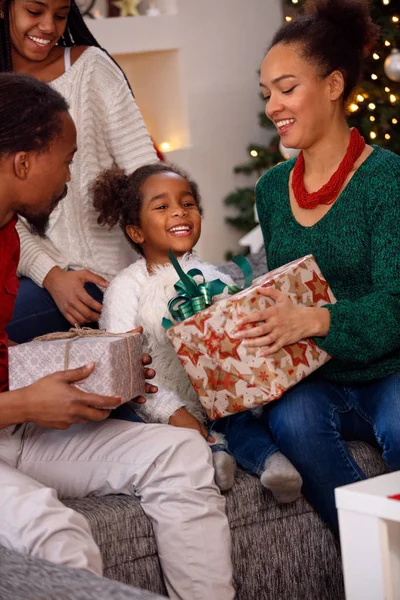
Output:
(0, 420), (234, 600)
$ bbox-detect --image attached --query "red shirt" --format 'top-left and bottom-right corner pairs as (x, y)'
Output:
(0, 216), (20, 392)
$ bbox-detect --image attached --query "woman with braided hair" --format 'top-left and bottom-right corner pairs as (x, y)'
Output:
(1, 0), (158, 342)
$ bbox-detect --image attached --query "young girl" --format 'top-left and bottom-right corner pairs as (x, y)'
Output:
(93, 163), (302, 501)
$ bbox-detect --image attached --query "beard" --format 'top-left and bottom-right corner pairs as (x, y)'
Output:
(19, 185), (68, 237)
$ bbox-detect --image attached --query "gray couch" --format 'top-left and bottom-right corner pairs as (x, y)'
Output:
(64, 443), (386, 599)
(1, 253), (387, 599)
(0, 545), (163, 600)
(1, 445), (385, 600)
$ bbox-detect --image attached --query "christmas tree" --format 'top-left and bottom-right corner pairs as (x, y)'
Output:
(224, 0), (400, 252)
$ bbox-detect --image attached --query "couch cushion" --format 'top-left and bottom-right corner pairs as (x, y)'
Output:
(0, 546), (163, 600)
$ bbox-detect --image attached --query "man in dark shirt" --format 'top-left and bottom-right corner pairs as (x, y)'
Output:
(0, 73), (233, 600)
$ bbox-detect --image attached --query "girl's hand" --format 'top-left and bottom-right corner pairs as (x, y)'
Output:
(232, 287), (330, 357)
(169, 407), (215, 442)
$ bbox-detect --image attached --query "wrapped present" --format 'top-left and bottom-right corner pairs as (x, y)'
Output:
(8, 328), (146, 402)
(165, 255), (336, 419)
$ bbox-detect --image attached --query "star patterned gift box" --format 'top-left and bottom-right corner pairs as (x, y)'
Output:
(165, 255), (336, 419)
(8, 330), (146, 403)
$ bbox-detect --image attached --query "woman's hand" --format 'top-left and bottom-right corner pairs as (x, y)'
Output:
(232, 287), (330, 357)
(169, 407), (215, 442)
(43, 267), (109, 326)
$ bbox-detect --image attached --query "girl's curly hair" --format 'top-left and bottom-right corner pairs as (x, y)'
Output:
(91, 162), (203, 256)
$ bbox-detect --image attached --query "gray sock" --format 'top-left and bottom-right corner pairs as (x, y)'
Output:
(260, 452), (303, 504)
(212, 451), (236, 491)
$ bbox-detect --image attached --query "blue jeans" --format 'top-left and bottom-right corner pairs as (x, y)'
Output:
(109, 402), (143, 422)
(212, 410), (278, 475)
(6, 276), (103, 344)
(264, 373), (400, 536)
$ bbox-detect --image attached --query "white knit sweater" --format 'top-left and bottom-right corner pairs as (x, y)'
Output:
(99, 254), (234, 424)
(17, 47), (158, 286)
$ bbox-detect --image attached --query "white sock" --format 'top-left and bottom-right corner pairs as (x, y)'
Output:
(260, 452), (302, 504)
(212, 451), (237, 491)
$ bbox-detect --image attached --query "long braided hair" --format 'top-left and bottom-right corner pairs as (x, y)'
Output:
(0, 0), (101, 72)
(0, 0), (164, 158)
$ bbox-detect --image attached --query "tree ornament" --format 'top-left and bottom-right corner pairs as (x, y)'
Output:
(384, 48), (400, 83)
(112, 0), (140, 17)
(279, 141), (300, 160)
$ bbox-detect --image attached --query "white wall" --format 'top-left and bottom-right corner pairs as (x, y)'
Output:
(88, 0), (282, 261)
(169, 0), (282, 262)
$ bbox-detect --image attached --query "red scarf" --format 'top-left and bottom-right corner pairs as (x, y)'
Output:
(292, 128), (366, 209)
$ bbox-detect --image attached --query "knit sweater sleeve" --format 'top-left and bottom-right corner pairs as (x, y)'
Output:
(315, 172), (400, 363)
(101, 63), (158, 173)
(16, 217), (68, 285)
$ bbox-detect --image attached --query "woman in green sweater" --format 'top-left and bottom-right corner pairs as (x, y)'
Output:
(233, 0), (400, 535)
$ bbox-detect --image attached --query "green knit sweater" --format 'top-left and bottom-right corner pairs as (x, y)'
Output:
(256, 146), (400, 384)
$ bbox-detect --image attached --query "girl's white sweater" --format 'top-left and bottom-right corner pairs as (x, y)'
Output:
(17, 47), (158, 286)
(99, 254), (234, 424)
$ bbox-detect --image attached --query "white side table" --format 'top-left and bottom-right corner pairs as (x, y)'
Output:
(335, 471), (400, 600)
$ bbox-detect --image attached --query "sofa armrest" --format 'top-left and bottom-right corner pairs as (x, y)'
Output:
(0, 546), (165, 600)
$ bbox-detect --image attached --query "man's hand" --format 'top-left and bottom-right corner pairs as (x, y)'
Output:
(126, 327), (157, 405)
(43, 267), (109, 326)
(168, 407), (215, 442)
(19, 363), (124, 429)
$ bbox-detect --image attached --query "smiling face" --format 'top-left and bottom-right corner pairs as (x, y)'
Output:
(126, 172), (202, 268)
(260, 42), (342, 150)
(15, 111), (77, 236)
(9, 0), (70, 63)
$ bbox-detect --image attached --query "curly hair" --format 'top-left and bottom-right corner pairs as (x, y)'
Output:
(269, 0), (380, 102)
(0, 72), (69, 157)
(91, 163), (203, 256)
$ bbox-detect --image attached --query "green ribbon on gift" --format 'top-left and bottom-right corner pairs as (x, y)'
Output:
(162, 249), (253, 330)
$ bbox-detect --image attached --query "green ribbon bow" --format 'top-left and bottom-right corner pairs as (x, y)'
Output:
(162, 250), (253, 330)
